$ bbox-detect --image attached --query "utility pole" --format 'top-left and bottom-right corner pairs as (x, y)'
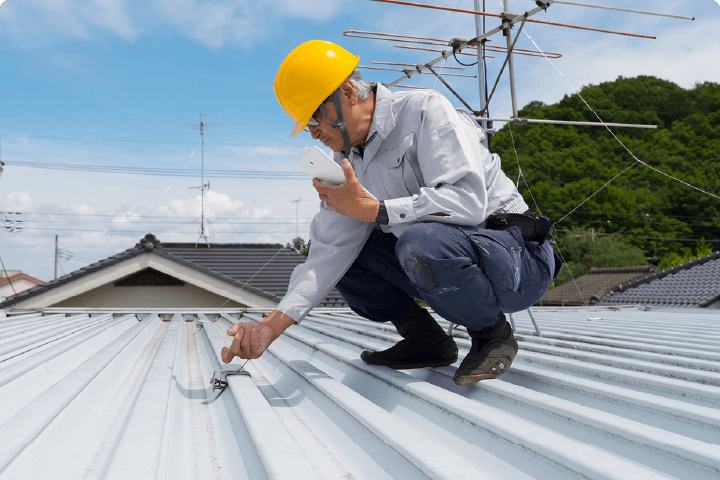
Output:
(55, 235), (58, 280)
(291, 197), (302, 238)
(0, 135), (4, 179)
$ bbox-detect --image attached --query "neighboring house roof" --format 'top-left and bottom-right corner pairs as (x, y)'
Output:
(0, 272), (44, 288)
(0, 234), (345, 310)
(161, 242), (346, 307)
(539, 265), (656, 306)
(1, 306), (719, 479)
(599, 251), (720, 308)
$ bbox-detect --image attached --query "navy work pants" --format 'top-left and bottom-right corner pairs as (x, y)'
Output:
(335, 223), (559, 332)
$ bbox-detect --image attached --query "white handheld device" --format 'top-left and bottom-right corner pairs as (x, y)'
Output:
(296, 146), (346, 186)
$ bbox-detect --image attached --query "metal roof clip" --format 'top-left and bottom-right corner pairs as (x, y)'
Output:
(210, 367), (251, 396)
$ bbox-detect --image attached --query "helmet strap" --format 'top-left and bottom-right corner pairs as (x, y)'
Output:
(318, 89), (353, 157)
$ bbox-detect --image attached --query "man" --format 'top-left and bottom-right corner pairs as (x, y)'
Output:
(221, 40), (560, 385)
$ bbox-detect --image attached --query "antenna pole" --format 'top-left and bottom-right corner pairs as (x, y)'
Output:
(177, 113), (224, 247)
(200, 111), (207, 246)
(503, 0), (519, 118)
(55, 235), (58, 280)
(474, 0), (489, 148)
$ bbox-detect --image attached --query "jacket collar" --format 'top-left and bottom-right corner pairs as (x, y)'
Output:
(355, 83), (394, 166)
(367, 83), (395, 142)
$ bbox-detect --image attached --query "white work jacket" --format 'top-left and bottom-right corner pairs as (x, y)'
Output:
(275, 84), (528, 322)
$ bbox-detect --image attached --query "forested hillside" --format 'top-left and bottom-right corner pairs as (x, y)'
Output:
(491, 76), (720, 280)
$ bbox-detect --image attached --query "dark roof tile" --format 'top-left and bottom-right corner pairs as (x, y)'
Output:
(599, 253), (720, 308)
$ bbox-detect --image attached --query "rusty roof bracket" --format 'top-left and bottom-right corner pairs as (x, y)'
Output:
(535, 0), (551, 11)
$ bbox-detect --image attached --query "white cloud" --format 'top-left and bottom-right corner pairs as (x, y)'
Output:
(162, 190), (245, 218)
(0, 192), (34, 211)
(0, 0), (355, 48)
(0, 0), (135, 41)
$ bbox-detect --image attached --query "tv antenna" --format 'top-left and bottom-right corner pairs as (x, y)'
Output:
(176, 112), (226, 247)
(358, 0), (694, 143)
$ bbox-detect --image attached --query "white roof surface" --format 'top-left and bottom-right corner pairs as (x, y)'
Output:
(1, 306), (719, 479)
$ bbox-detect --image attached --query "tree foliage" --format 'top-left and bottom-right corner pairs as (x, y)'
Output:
(491, 76), (720, 268)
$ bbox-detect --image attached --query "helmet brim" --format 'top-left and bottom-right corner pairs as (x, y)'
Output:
(291, 120), (306, 137)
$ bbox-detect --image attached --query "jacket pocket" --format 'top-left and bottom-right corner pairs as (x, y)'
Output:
(382, 132), (422, 198)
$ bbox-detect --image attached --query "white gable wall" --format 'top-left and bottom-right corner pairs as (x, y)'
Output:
(51, 282), (246, 308)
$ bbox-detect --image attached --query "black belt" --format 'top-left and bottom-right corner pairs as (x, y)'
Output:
(485, 211), (552, 244)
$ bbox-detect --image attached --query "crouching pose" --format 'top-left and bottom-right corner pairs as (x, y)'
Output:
(222, 40), (560, 385)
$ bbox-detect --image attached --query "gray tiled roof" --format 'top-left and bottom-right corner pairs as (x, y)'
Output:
(162, 242), (347, 307)
(539, 266), (656, 306)
(599, 252), (720, 308)
(0, 234), (347, 309)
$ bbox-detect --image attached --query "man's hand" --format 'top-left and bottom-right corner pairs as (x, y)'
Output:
(221, 310), (296, 362)
(313, 158), (379, 223)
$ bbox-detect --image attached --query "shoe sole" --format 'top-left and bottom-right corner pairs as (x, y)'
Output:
(382, 359), (457, 370)
(453, 341), (518, 385)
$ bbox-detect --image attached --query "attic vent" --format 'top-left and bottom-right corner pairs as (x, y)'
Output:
(114, 268), (184, 287)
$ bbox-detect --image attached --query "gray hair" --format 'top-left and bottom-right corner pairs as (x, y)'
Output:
(347, 69), (373, 100)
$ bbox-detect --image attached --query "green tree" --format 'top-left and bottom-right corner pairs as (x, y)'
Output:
(491, 76), (720, 268)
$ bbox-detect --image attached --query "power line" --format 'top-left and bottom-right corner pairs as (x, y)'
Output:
(517, 175), (720, 191)
(18, 227), (311, 234)
(554, 230), (717, 243)
(556, 218), (718, 228)
(543, 209), (720, 221)
(4, 160), (307, 179)
(14, 219), (313, 225)
(1, 211), (315, 220)
(0, 133), (306, 149)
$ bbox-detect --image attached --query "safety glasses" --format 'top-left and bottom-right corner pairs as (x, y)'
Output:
(303, 110), (322, 132)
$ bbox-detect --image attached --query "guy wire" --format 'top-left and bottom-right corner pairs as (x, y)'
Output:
(501, 93), (587, 305)
(433, 0), (466, 91)
(0, 254), (17, 295)
(219, 244), (289, 309)
(508, 17), (720, 224)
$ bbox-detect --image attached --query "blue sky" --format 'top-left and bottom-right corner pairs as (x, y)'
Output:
(0, 0), (719, 281)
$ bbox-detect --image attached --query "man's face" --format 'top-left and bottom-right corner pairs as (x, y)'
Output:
(307, 101), (345, 152)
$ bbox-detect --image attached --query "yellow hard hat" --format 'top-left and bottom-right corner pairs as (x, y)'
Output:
(274, 40), (359, 137)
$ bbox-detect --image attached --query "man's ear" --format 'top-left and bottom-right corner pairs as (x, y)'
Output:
(340, 79), (358, 106)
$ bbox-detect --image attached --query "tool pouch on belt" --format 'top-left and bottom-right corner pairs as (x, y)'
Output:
(485, 212), (552, 244)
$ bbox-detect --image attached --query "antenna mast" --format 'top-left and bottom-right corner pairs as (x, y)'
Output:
(178, 112), (226, 247)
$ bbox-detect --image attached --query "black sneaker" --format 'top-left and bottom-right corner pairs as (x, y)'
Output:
(453, 331), (518, 385)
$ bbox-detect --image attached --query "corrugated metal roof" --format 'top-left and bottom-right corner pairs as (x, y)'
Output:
(540, 266), (655, 306)
(600, 253), (720, 308)
(1, 307), (719, 479)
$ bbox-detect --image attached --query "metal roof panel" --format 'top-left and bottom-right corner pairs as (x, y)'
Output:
(1, 307), (719, 479)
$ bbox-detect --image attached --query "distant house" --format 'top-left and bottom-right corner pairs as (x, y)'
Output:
(538, 265), (656, 307)
(599, 251), (720, 309)
(0, 271), (44, 301)
(0, 234), (346, 310)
